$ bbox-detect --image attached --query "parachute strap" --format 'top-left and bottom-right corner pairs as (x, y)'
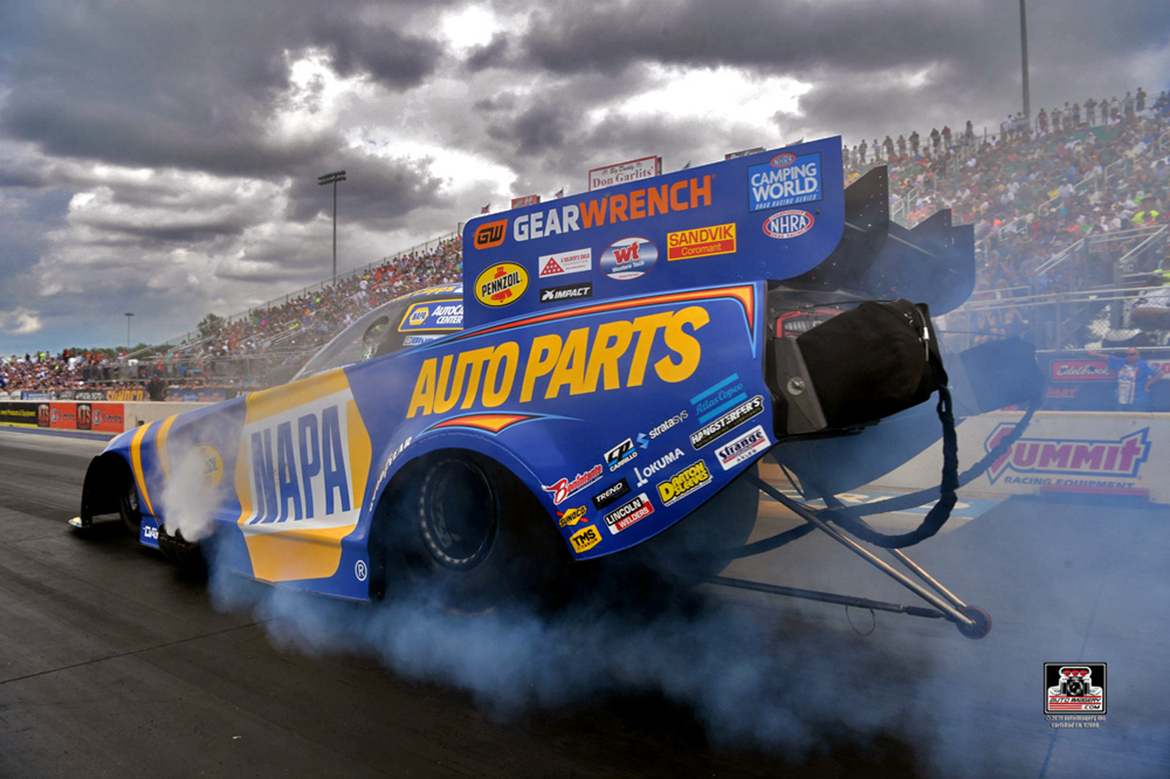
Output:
(819, 389), (1040, 548)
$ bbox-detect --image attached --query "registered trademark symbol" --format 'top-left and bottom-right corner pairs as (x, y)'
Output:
(354, 560), (368, 581)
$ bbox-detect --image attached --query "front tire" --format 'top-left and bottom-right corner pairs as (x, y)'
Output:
(118, 472), (142, 536)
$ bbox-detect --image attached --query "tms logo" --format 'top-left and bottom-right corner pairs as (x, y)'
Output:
(472, 219), (507, 250)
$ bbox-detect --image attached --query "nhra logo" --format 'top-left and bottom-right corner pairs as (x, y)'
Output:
(984, 424), (1151, 484)
(657, 460), (711, 506)
(770, 153), (797, 168)
(472, 219), (507, 249)
(763, 209), (814, 239)
(474, 263), (528, 307)
(1045, 663), (1106, 714)
(603, 492), (655, 535)
(600, 237), (658, 280)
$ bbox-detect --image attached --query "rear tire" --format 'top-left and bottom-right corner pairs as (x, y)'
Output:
(380, 452), (572, 613)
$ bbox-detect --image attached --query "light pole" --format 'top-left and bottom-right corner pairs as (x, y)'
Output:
(318, 170), (347, 284)
(124, 312), (134, 349)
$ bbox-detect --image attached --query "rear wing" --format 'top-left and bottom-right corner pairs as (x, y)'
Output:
(461, 136), (973, 328)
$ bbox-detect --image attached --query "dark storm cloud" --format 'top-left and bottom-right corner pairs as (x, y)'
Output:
(283, 154), (448, 229)
(0, 1), (443, 177)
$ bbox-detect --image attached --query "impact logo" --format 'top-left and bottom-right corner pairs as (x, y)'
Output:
(763, 210), (814, 239)
(473, 219), (507, 250)
(600, 237), (658, 280)
(984, 424), (1151, 485)
(1045, 664), (1106, 714)
(749, 152), (822, 212)
(539, 283), (592, 303)
(475, 263), (528, 307)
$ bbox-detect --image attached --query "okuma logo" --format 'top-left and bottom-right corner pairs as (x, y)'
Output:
(984, 425), (1151, 484)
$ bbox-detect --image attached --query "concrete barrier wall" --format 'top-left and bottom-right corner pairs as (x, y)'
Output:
(0, 400), (213, 436)
(874, 410), (1170, 504)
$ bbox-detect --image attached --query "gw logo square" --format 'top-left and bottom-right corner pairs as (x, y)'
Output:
(1044, 663), (1106, 715)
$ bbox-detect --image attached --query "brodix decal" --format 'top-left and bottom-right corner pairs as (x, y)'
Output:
(407, 307), (710, 418)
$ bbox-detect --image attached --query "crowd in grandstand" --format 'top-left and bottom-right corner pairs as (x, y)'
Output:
(4, 88), (1169, 398)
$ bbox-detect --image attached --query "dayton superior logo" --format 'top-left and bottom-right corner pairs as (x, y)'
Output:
(984, 424), (1151, 484)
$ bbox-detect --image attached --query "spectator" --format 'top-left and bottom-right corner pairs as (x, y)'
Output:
(1085, 347), (1163, 411)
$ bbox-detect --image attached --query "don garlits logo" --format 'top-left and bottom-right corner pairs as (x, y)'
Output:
(984, 424), (1151, 484)
(475, 262), (528, 307)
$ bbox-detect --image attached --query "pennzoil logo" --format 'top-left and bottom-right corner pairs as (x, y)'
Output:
(473, 219), (507, 249)
(657, 459), (711, 505)
(475, 263), (528, 307)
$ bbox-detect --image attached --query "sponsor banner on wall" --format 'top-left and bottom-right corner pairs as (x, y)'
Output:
(0, 402), (40, 427)
(588, 155), (661, 191)
(0, 401), (124, 433)
(876, 411), (1170, 503)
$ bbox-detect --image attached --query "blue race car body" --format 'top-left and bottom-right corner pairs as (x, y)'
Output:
(76, 136), (989, 605)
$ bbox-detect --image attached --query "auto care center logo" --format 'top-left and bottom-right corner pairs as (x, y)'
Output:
(984, 423), (1151, 486)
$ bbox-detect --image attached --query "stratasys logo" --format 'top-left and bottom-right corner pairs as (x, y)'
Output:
(984, 424), (1151, 484)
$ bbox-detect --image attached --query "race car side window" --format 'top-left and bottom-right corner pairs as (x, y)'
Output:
(293, 295), (463, 380)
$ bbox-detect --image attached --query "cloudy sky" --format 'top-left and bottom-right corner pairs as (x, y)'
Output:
(1, 1), (1168, 354)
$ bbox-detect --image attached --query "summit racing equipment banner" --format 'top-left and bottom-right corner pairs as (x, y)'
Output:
(875, 411), (1170, 503)
(462, 137), (844, 329)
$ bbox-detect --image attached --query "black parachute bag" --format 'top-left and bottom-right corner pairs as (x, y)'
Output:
(796, 299), (947, 429)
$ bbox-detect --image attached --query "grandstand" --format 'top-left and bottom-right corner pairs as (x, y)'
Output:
(4, 88), (1168, 409)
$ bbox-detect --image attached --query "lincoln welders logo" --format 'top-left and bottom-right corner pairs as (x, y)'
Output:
(1045, 664), (1106, 714)
(984, 424), (1150, 485)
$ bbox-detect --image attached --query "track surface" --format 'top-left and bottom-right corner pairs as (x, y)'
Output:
(2, 427), (1168, 777)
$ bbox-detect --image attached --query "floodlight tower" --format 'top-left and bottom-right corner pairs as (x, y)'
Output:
(318, 170), (347, 284)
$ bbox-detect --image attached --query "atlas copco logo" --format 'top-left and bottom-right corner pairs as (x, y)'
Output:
(472, 219), (507, 250)
(763, 209), (814, 239)
(984, 424), (1151, 484)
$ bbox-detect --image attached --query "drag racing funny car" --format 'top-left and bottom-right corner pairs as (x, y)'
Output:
(71, 136), (1041, 635)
